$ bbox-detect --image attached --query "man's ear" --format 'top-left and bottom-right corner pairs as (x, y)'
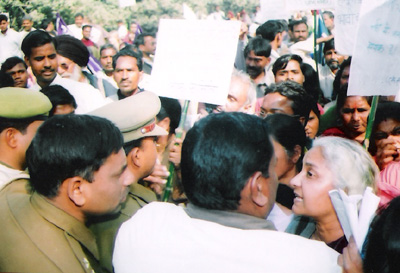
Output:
(157, 117), (170, 132)
(66, 177), (86, 207)
(3, 128), (19, 148)
(266, 57), (271, 66)
(250, 171), (269, 207)
(129, 147), (141, 168)
(138, 44), (145, 52)
(290, 144), (302, 164)
(24, 56), (30, 67)
(275, 33), (282, 43)
(138, 70), (144, 82)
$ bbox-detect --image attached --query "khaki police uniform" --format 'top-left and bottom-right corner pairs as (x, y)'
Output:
(90, 183), (156, 272)
(0, 88), (103, 272)
(88, 91), (168, 272)
(0, 180), (102, 273)
(0, 87), (52, 189)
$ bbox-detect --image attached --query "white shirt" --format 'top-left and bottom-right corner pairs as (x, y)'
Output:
(67, 24), (82, 39)
(113, 202), (341, 273)
(0, 163), (29, 191)
(97, 71), (118, 88)
(269, 49), (280, 67)
(289, 37), (316, 69)
(118, 25), (128, 40)
(318, 64), (335, 100)
(19, 27), (36, 41)
(0, 28), (22, 66)
(267, 202), (294, 231)
(31, 74), (108, 114)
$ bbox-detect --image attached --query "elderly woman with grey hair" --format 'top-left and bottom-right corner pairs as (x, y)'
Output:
(286, 136), (379, 254)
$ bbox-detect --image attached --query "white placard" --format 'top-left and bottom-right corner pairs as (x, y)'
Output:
(182, 3), (197, 20)
(348, 0), (400, 96)
(335, 0), (362, 55)
(259, 0), (289, 22)
(149, 19), (241, 105)
(329, 187), (380, 250)
(286, 0), (335, 11)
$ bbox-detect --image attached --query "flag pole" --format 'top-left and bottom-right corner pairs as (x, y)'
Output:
(313, 10), (319, 76)
(162, 100), (190, 202)
(363, 96), (379, 151)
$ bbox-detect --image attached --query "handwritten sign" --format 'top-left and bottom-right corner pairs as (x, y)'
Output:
(286, 0), (335, 10)
(348, 0), (400, 96)
(259, 0), (289, 21)
(335, 0), (362, 55)
(149, 19), (241, 105)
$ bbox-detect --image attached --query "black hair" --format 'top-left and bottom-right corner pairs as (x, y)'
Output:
(181, 112), (273, 210)
(40, 85), (77, 116)
(332, 57), (352, 100)
(373, 101), (400, 131)
(123, 138), (143, 155)
(82, 24), (92, 30)
(134, 33), (155, 47)
(244, 36), (271, 58)
(301, 63), (325, 103)
(0, 71), (14, 87)
(272, 54), (303, 76)
(41, 18), (54, 30)
(0, 117), (38, 134)
(157, 97), (182, 135)
(21, 30), (57, 58)
(0, 14), (8, 23)
(323, 38), (335, 54)
(27, 114), (123, 197)
(310, 100), (321, 120)
(265, 81), (312, 121)
(112, 48), (143, 71)
(369, 101), (400, 155)
(289, 18), (308, 32)
(256, 20), (284, 41)
(363, 196), (400, 273)
(264, 113), (306, 172)
(1, 57), (27, 73)
(75, 12), (84, 18)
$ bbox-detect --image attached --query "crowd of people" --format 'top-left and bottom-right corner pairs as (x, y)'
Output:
(0, 5), (400, 273)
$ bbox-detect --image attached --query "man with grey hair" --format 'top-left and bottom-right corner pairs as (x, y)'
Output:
(20, 15), (35, 39)
(213, 69), (256, 114)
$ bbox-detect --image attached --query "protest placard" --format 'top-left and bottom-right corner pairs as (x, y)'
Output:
(335, 0), (362, 55)
(149, 19), (241, 105)
(286, 0), (335, 11)
(259, 0), (289, 21)
(348, 0), (400, 96)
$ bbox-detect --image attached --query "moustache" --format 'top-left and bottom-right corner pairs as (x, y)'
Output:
(41, 68), (56, 73)
(327, 59), (339, 70)
(246, 66), (263, 77)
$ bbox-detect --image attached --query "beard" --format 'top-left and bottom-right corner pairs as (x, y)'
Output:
(61, 64), (83, 82)
(246, 65), (263, 78)
(327, 59), (339, 71)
